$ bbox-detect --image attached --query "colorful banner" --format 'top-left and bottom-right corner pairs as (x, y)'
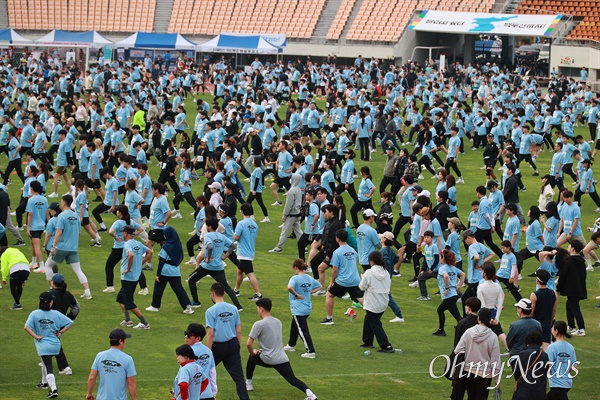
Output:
(409, 11), (562, 36)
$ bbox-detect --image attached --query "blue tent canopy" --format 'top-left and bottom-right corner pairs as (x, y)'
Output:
(115, 32), (197, 50)
(0, 29), (33, 45)
(197, 34), (282, 54)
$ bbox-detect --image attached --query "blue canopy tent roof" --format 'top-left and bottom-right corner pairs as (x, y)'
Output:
(34, 30), (112, 48)
(115, 32), (197, 50)
(197, 34), (282, 54)
(0, 29), (33, 45)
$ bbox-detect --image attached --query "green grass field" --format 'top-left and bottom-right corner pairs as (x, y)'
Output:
(0, 94), (599, 400)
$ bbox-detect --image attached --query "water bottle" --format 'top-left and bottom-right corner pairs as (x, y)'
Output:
(394, 349), (402, 354)
(363, 350), (371, 356)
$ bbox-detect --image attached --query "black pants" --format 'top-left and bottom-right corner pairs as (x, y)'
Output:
(474, 229), (502, 257)
(574, 188), (600, 208)
(359, 137), (370, 161)
(151, 274), (191, 309)
(517, 153), (537, 171)
(362, 310), (391, 348)
(516, 249), (539, 273)
(589, 122), (597, 142)
(417, 155), (436, 175)
(213, 338), (250, 400)
(335, 182), (358, 202)
(56, 346), (70, 371)
(105, 248), (122, 287)
(159, 174), (180, 195)
(437, 296), (461, 331)
(186, 235), (200, 258)
(15, 197), (27, 227)
(246, 355), (308, 393)
(462, 283), (479, 316)
(566, 296), (585, 329)
(173, 191), (197, 212)
(562, 163), (578, 182)
(288, 314), (315, 353)
(465, 376), (492, 400)
(187, 267), (240, 307)
(247, 192), (268, 217)
(92, 203), (112, 225)
(497, 277), (522, 302)
(444, 157), (462, 178)
(350, 199), (373, 228)
(393, 215), (412, 246)
(297, 233), (312, 260)
(3, 159), (25, 185)
(379, 176), (396, 195)
(546, 387), (570, 400)
(418, 269), (437, 296)
(9, 269), (29, 304)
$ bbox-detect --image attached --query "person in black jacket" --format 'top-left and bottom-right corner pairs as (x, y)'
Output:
(311, 204), (345, 293)
(512, 331), (549, 400)
(49, 273), (79, 375)
(555, 243), (588, 336)
(502, 163), (526, 225)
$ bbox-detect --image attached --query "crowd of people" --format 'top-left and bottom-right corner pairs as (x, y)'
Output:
(0, 49), (599, 399)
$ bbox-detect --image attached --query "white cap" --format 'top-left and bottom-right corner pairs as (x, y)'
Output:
(420, 190), (431, 198)
(208, 182), (221, 190)
(362, 209), (376, 218)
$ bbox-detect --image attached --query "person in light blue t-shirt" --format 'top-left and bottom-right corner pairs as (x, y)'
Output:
(356, 209), (381, 270)
(26, 180), (48, 271)
(546, 320), (578, 398)
(461, 230), (494, 314)
(233, 203), (262, 301)
(87, 328), (136, 400)
(184, 323), (218, 400)
(25, 291), (74, 399)
(286, 258), (322, 356)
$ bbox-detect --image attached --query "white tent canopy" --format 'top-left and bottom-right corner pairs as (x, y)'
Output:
(197, 34), (282, 54)
(115, 32), (197, 50)
(34, 30), (112, 48)
(0, 29), (33, 45)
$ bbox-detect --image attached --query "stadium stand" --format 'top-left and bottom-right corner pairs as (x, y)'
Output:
(167, 0), (326, 39)
(515, 0), (600, 41)
(326, 0), (357, 40)
(7, 0), (155, 32)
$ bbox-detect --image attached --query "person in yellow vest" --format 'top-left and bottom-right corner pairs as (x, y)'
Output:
(1, 247), (30, 310)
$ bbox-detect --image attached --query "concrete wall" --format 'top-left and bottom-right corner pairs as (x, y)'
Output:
(394, 30), (465, 64)
(551, 44), (600, 81)
(283, 41), (395, 60)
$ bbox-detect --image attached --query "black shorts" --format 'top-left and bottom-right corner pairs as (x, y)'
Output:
(405, 241), (417, 257)
(490, 322), (504, 336)
(541, 322), (552, 343)
(30, 230), (43, 239)
(85, 177), (101, 189)
(81, 217), (90, 227)
(148, 229), (165, 243)
(595, 139), (600, 150)
(141, 204), (151, 219)
(274, 176), (290, 187)
(238, 259), (254, 274)
(116, 280), (138, 310)
(328, 282), (364, 300)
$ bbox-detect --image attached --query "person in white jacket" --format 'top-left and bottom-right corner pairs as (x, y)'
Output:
(477, 262), (508, 351)
(359, 251), (394, 353)
(454, 307), (501, 399)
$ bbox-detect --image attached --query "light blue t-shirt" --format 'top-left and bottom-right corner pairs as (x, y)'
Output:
(497, 252), (516, 279)
(543, 217), (559, 250)
(125, 191), (142, 219)
(330, 244), (360, 287)
(503, 216), (521, 251)
(467, 243), (492, 284)
(357, 178), (374, 202)
(560, 202), (582, 236)
(150, 196), (170, 230)
(277, 151), (293, 178)
(525, 220), (544, 251)
(234, 217), (258, 261)
(201, 232), (232, 271)
(538, 260), (558, 291)
(250, 168), (263, 193)
(173, 362), (205, 400)
(111, 220), (140, 249)
(120, 238), (148, 282)
(25, 194), (48, 231)
(157, 249), (181, 277)
(546, 341), (577, 389)
(104, 177), (120, 207)
(205, 301), (241, 342)
(55, 210), (81, 252)
(424, 242), (439, 270)
(437, 264), (462, 299)
(190, 342), (216, 399)
(288, 273), (321, 316)
(91, 348), (137, 400)
(477, 197), (493, 230)
(25, 309), (73, 356)
(356, 224), (380, 265)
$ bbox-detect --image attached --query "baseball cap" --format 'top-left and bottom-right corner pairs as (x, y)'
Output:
(378, 231), (395, 241)
(462, 229), (476, 239)
(534, 269), (550, 284)
(411, 185), (422, 192)
(363, 209), (376, 218)
(515, 298), (533, 311)
(49, 202), (60, 212)
(200, 137), (208, 142)
(338, 127), (347, 132)
(105, 118), (114, 123)
(305, 186), (317, 197)
(208, 182), (222, 190)
(51, 273), (65, 285)
(218, 203), (229, 214)
(420, 190), (431, 198)
(122, 225), (136, 235)
(247, 127), (255, 133)
(39, 291), (54, 302)
(447, 217), (462, 227)
(243, 113), (251, 119)
(109, 328), (132, 340)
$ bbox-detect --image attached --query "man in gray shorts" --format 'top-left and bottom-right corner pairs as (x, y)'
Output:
(245, 298), (317, 400)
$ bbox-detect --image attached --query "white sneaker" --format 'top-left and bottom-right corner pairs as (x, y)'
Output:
(277, 223), (284, 228)
(595, 207), (600, 213)
(518, 274), (523, 280)
(246, 381), (254, 392)
(271, 201), (282, 206)
(457, 177), (465, 184)
(268, 248), (282, 253)
(301, 352), (316, 359)
(185, 257), (196, 265)
(586, 265), (594, 271)
(138, 288), (149, 295)
(283, 345), (296, 352)
(571, 329), (586, 336)
(431, 175), (438, 179)
(33, 267), (46, 274)
(172, 211), (182, 219)
(102, 286), (115, 293)
(389, 317), (405, 323)
(120, 320), (133, 327)
(183, 306), (195, 314)
(133, 322), (150, 329)
(80, 293), (92, 300)
(243, 277), (250, 282)
(313, 289), (326, 296)
(48, 192), (59, 198)
(305, 394), (318, 400)
(58, 367), (72, 375)
(145, 306), (159, 312)
(408, 281), (419, 287)
(341, 294), (351, 300)
(418, 174), (424, 180)
(260, 217), (270, 223)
